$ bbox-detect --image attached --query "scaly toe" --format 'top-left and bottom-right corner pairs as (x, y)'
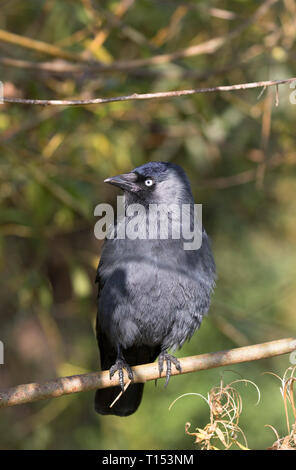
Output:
(109, 359), (134, 391)
(158, 353), (182, 387)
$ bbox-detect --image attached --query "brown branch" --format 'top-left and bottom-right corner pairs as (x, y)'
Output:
(0, 337), (295, 409)
(2, 78), (295, 106)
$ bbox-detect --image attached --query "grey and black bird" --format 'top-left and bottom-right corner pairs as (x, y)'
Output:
(94, 162), (216, 416)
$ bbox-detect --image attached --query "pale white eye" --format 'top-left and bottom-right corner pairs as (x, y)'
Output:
(144, 179), (153, 187)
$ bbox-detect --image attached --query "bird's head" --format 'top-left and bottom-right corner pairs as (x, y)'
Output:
(104, 162), (193, 205)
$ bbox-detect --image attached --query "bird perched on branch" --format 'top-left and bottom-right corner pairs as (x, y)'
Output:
(94, 161), (216, 416)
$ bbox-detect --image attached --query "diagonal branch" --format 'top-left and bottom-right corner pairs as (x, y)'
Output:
(2, 78), (296, 106)
(0, 337), (295, 409)
(0, 29), (84, 62)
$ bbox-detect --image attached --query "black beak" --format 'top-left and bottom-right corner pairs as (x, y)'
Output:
(104, 172), (140, 192)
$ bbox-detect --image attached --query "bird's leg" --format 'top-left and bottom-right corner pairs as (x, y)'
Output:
(158, 350), (182, 387)
(109, 346), (134, 392)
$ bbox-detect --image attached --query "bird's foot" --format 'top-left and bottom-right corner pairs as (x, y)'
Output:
(109, 359), (134, 391)
(158, 352), (182, 387)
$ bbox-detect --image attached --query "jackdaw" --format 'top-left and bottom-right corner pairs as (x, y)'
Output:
(94, 161), (216, 416)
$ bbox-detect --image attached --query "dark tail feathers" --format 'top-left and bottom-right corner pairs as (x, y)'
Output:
(94, 382), (144, 416)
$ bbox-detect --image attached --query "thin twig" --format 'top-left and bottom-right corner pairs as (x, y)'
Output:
(0, 337), (295, 409)
(1, 78), (295, 106)
(110, 379), (132, 409)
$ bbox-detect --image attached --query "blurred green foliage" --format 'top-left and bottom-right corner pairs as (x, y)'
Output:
(0, 0), (296, 450)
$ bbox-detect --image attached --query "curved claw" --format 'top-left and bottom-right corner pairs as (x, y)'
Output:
(158, 352), (182, 387)
(109, 359), (134, 391)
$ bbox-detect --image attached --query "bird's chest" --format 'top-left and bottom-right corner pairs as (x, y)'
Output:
(102, 256), (194, 348)
(124, 260), (171, 336)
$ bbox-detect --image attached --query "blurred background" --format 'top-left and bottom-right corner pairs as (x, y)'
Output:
(0, 0), (296, 450)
